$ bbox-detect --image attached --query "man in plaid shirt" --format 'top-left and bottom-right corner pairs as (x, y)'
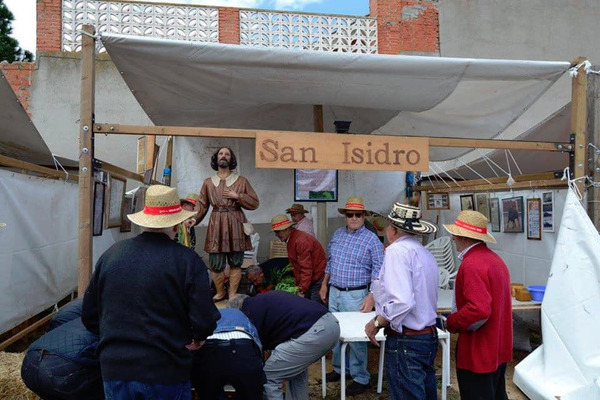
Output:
(319, 196), (384, 396)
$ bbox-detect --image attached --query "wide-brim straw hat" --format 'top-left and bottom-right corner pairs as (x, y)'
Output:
(181, 193), (199, 207)
(443, 210), (496, 243)
(378, 203), (437, 235)
(271, 214), (294, 231)
(338, 196), (371, 216)
(128, 185), (196, 228)
(286, 203), (309, 214)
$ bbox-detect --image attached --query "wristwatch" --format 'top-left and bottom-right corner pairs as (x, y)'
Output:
(373, 316), (382, 329)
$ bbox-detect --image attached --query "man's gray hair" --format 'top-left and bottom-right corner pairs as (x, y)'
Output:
(227, 294), (250, 310)
(246, 264), (262, 276)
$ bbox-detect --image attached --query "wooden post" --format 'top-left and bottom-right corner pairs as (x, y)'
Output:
(313, 105), (328, 249)
(587, 65), (600, 229)
(571, 57), (588, 196)
(78, 25), (96, 296)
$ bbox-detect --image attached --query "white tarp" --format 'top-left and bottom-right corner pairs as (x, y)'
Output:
(513, 188), (600, 399)
(101, 34), (570, 163)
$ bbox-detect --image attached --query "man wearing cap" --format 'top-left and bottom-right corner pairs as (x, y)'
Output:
(82, 185), (221, 400)
(286, 203), (315, 237)
(177, 193), (199, 249)
(443, 210), (512, 400)
(365, 203), (439, 400)
(195, 146), (260, 302)
(270, 214), (326, 303)
(319, 196), (385, 396)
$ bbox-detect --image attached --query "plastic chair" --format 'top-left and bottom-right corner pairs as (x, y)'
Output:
(438, 268), (450, 288)
(426, 236), (458, 289)
(244, 232), (260, 262)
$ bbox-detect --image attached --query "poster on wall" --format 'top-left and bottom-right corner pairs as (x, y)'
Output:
(427, 192), (450, 210)
(502, 196), (524, 233)
(490, 198), (501, 232)
(475, 193), (490, 219)
(460, 194), (475, 211)
(294, 169), (338, 202)
(542, 191), (555, 232)
(527, 198), (542, 240)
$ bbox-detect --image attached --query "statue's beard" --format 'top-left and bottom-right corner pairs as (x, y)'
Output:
(218, 159), (230, 168)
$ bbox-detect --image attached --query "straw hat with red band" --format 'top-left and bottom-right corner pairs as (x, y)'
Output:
(337, 196), (371, 216)
(271, 214), (295, 231)
(286, 203), (309, 214)
(128, 185), (196, 228)
(443, 210), (496, 243)
(181, 193), (199, 207)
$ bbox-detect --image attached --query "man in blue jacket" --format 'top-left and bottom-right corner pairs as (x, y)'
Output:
(191, 308), (266, 399)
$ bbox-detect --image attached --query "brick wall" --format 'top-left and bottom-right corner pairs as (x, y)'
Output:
(37, 0), (62, 52)
(219, 7), (240, 45)
(0, 63), (35, 114)
(370, 0), (439, 55)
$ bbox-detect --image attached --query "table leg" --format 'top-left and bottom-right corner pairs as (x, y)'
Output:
(340, 342), (347, 400)
(321, 355), (327, 398)
(377, 340), (385, 393)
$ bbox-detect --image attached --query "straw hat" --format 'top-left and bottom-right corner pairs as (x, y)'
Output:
(443, 210), (496, 243)
(271, 214), (294, 231)
(381, 203), (437, 235)
(128, 185), (196, 228)
(286, 203), (309, 214)
(338, 196), (371, 215)
(181, 193), (199, 207)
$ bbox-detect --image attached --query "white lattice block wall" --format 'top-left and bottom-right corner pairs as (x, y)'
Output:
(240, 10), (378, 53)
(62, 0), (219, 52)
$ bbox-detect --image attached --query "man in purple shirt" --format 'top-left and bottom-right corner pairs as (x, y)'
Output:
(286, 203), (315, 237)
(320, 196), (384, 396)
(365, 203), (439, 400)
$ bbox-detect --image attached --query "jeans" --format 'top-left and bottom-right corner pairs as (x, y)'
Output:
(328, 286), (370, 385)
(385, 332), (438, 400)
(103, 380), (191, 400)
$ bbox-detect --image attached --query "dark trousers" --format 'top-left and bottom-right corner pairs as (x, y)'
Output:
(305, 278), (324, 304)
(457, 363), (509, 400)
(21, 350), (104, 400)
(385, 332), (438, 400)
(191, 339), (265, 400)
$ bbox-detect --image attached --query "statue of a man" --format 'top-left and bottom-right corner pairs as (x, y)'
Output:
(195, 147), (259, 302)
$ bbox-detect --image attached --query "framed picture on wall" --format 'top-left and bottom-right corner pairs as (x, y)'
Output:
(106, 175), (126, 228)
(527, 198), (542, 240)
(120, 195), (133, 233)
(93, 181), (105, 236)
(294, 169), (338, 202)
(502, 196), (524, 233)
(474, 193), (490, 219)
(426, 192), (450, 210)
(490, 198), (501, 232)
(460, 194), (475, 211)
(542, 191), (555, 232)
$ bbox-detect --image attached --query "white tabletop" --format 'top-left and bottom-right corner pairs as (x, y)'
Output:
(332, 311), (386, 343)
(437, 289), (541, 312)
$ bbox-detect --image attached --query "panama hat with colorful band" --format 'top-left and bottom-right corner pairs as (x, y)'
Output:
(271, 214), (294, 231)
(181, 193), (199, 206)
(379, 203), (437, 235)
(286, 203), (309, 214)
(443, 210), (496, 243)
(128, 185), (196, 228)
(337, 196), (371, 216)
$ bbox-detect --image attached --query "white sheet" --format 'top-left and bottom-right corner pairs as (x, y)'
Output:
(513, 188), (600, 399)
(100, 34), (570, 163)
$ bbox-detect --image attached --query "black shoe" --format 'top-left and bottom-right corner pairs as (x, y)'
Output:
(346, 381), (370, 396)
(325, 370), (342, 382)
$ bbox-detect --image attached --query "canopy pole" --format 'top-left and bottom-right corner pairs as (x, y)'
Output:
(587, 64), (600, 229)
(571, 57), (588, 196)
(313, 105), (328, 249)
(78, 24), (96, 297)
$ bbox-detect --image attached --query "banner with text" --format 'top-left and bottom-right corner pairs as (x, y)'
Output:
(256, 131), (429, 171)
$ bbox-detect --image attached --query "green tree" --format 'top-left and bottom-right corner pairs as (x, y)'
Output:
(0, 0), (33, 62)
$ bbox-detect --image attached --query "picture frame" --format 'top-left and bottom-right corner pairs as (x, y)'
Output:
(542, 191), (555, 232)
(426, 192), (450, 210)
(120, 195), (133, 232)
(460, 194), (475, 211)
(106, 175), (126, 228)
(474, 193), (490, 220)
(527, 198), (542, 240)
(93, 181), (105, 236)
(489, 198), (501, 232)
(294, 169), (338, 202)
(502, 196), (524, 233)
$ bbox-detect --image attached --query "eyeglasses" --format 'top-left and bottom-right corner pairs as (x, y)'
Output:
(345, 212), (363, 218)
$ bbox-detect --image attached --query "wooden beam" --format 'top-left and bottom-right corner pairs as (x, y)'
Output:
(94, 123), (570, 152)
(417, 171), (560, 191)
(0, 312), (56, 351)
(166, 136), (173, 169)
(99, 160), (145, 183)
(588, 64), (600, 229)
(78, 25), (95, 297)
(313, 105), (328, 250)
(571, 57), (589, 196)
(0, 154), (78, 182)
(419, 179), (566, 194)
(145, 135), (156, 171)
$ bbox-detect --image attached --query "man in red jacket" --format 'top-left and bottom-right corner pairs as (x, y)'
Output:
(270, 214), (326, 303)
(443, 210), (512, 400)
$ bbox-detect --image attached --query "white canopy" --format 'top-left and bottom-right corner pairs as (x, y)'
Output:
(101, 34), (570, 163)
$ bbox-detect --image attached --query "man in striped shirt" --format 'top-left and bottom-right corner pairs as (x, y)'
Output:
(319, 196), (385, 396)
